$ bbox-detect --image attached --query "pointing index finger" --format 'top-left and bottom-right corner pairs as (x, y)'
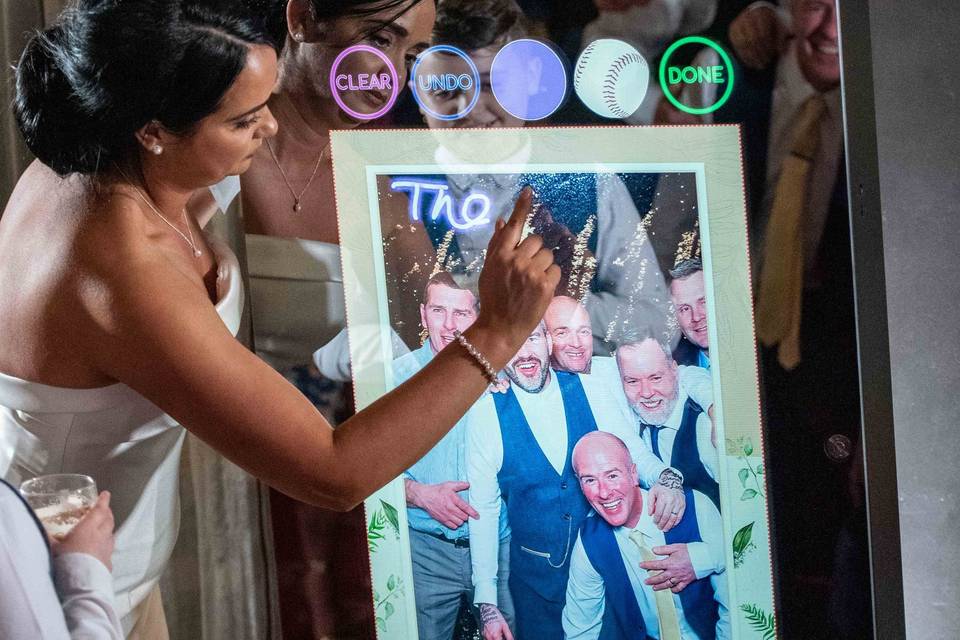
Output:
(500, 187), (533, 249)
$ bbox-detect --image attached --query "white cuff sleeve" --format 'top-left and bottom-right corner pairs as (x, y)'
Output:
(312, 328), (353, 382)
(313, 327), (412, 383)
(686, 541), (719, 580)
(474, 581), (499, 607)
(208, 175), (242, 213)
(52, 553), (123, 640)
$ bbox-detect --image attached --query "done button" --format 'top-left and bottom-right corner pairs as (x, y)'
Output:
(658, 36), (735, 116)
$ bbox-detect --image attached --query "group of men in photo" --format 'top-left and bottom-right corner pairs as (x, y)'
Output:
(379, 0), (744, 636)
(393, 255), (729, 640)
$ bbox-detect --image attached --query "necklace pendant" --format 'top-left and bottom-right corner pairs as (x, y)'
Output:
(293, 200), (302, 213)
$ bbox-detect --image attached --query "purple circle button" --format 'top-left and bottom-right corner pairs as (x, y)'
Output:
(490, 39), (568, 121)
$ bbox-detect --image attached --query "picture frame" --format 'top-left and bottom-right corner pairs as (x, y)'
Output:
(331, 125), (775, 639)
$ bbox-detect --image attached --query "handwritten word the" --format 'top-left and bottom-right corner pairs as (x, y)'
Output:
(390, 179), (492, 231)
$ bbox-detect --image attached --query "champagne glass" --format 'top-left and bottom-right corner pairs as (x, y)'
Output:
(20, 474), (97, 540)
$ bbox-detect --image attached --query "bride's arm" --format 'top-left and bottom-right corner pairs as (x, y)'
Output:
(83, 191), (556, 511)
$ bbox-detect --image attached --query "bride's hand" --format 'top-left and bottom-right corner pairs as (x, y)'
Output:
(473, 188), (560, 360)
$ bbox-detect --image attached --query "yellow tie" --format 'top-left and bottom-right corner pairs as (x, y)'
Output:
(629, 529), (683, 640)
(755, 94), (828, 370)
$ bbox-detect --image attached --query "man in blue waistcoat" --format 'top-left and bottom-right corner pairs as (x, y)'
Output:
(617, 336), (720, 511)
(393, 272), (515, 638)
(563, 432), (730, 639)
(467, 322), (687, 640)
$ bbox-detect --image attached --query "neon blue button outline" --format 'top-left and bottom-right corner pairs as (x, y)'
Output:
(410, 45), (482, 122)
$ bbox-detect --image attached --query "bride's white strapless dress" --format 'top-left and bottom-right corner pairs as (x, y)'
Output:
(0, 236), (244, 629)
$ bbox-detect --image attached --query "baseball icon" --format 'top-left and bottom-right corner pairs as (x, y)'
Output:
(574, 39), (649, 119)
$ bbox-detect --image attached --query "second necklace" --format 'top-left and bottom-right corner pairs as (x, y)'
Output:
(266, 138), (329, 213)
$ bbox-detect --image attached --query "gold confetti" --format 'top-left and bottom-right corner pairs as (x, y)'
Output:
(675, 230), (698, 267)
(464, 251), (486, 275)
(604, 218), (656, 344)
(400, 261), (422, 284)
(567, 214), (597, 300)
(429, 229), (457, 279)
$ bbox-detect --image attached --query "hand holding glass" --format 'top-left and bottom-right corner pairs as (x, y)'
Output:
(20, 474), (98, 540)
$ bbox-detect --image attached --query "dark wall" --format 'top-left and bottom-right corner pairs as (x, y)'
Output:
(870, 1), (960, 637)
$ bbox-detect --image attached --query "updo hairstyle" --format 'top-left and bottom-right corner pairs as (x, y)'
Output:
(14, 0), (276, 177)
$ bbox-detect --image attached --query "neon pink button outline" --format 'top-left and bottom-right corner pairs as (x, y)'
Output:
(329, 45), (401, 121)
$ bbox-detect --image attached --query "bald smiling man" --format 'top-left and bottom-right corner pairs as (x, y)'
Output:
(563, 432), (730, 640)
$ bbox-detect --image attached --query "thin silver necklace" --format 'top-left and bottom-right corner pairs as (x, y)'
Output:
(265, 137), (328, 213)
(118, 169), (202, 258)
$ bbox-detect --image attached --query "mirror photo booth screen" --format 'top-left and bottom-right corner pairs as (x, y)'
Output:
(331, 126), (774, 639)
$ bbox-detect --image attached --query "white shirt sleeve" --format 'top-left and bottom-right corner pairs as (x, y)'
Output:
(561, 534), (605, 640)
(603, 418), (668, 489)
(466, 397), (505, 606)
(585, 360), (670, 488)
(696, 413), (720, 480)
(53, 554), (124, 640)
(713, 566), (733, 640)
(678, 365), (714, 411)
(686, 538), (726, 581)
(312, 328), (353, 382)
(208, 175), (242, 213)
(0, 491), (122, 640)
(684, 430), (724, 578)
(692, 492), (731, 639)
(313, 326), (412, 383)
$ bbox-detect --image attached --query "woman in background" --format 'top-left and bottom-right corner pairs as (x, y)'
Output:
(0, 1), (556, 636)
(205, 1), (440, 635)
(224, 0), (437, 388)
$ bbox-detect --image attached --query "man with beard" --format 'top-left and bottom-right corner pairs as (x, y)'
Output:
(616, 336), (720, 510)
(669, 260), (711, 370)
(466, 322), (686, 640)
(392, 271), (515, 638)
(562, 432), (729, 640)
(544, 295), (714, 422)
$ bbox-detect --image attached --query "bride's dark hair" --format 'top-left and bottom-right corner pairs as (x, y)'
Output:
(14, 0), (276, 177)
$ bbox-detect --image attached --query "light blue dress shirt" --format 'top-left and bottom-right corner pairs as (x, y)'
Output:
(698, 349), (711, 370)
(393, 343), (509, 541)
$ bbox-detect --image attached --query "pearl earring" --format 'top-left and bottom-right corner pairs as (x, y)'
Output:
(293, 32), (304, 42)
(151, 145), (163, 155)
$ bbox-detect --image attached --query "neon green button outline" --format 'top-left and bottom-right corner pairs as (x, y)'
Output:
(659, 36), (735, 116)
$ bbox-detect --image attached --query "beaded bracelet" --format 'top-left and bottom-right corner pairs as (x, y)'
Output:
(453, 330), (499, 384)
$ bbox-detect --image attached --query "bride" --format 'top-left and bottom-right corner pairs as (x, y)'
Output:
(0, 0), (557, 635)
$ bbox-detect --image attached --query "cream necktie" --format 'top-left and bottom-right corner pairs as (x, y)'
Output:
(628, 529), (683, 640)
(755, 94), (829, 370)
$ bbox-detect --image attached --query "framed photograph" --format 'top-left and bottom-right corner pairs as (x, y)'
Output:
(332, 126), (775, 639)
